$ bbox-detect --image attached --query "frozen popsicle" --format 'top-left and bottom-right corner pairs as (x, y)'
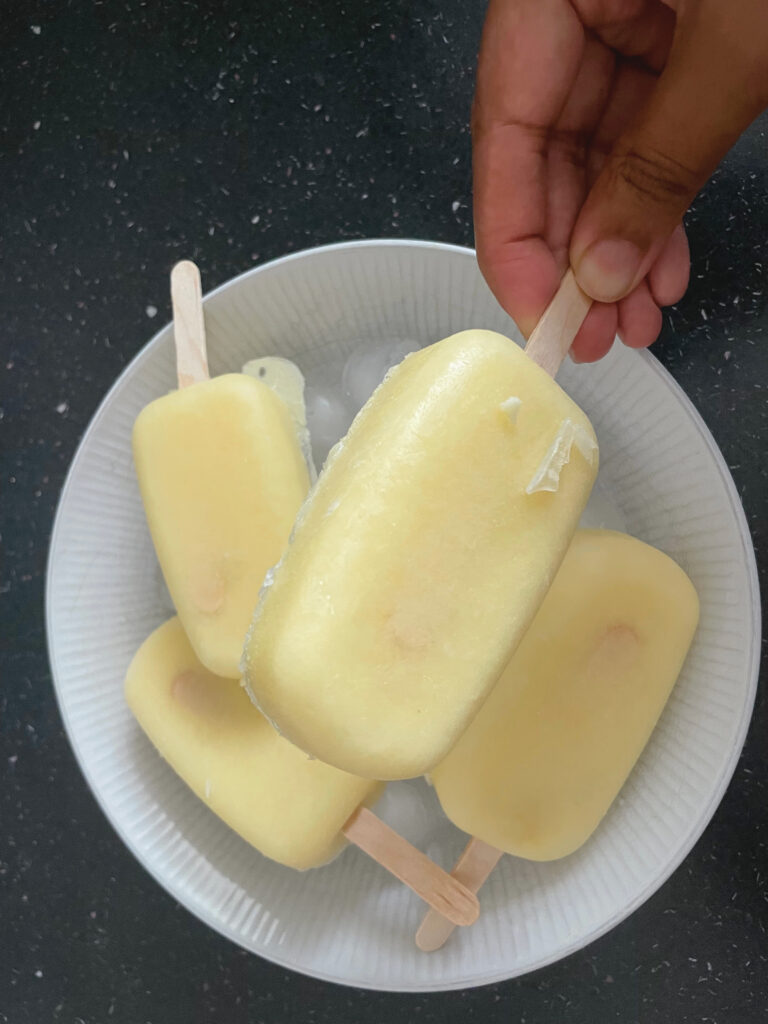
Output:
(126, 617), (479, 923)
(243, 275), (598, 780)
(133, 262), (310, 678)
(416, 529), (699, 950)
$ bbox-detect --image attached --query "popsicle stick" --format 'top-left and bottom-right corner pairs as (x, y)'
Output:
(171, 260), (209, 388)
(524, 269), (592, 379)
(342, 807), (479, 927)
(415, 838), (502, 951)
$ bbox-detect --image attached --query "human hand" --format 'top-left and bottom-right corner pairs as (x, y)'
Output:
(473, 0), (768, 361)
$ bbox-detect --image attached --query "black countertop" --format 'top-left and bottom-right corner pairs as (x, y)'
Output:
(2, 2), (766, 1021)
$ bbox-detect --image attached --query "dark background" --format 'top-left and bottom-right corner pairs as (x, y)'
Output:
(2, 2), (766, 1021)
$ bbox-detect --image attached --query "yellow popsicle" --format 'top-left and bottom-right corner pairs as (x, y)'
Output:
(243, 329), (598, 779)
(430, 529), (700, 860)
(125, 618), (481, 925)
(133, 373), (310, 678)
(125, 617), (382, 870)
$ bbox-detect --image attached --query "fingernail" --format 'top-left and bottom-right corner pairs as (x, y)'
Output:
(569, 349), (584, 364)
(574, 239), (643, 302)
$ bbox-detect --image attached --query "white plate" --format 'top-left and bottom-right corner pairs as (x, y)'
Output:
(46, 240), (760, 991)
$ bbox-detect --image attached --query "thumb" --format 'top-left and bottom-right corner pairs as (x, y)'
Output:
(570, 0), (768, 303)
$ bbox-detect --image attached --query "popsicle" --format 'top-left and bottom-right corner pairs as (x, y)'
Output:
(133, 262), (310, 678)
(126, 617), (480, 923)
(416, 529), (700, 951)
(243, 274), (598, 779)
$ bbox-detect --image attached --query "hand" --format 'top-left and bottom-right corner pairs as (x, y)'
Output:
(473, 0), (768, 361)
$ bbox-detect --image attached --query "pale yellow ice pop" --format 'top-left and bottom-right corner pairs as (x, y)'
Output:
(126, 617), (479, 923)
(133, 263), (310, 679)
(244, 323), (598, 779)
(417, 529), (699, 950)
(126, 617), (378, 868)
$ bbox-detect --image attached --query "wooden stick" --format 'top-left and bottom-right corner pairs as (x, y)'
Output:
(343, 807), (479, 928)
(524, 269), (592, 379)
(415, 837), (502, 951)
(171, 260), (209, 388)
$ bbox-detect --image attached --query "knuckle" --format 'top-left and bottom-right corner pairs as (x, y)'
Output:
(549, 127), (590, 170)
(611, 146), (697, 207)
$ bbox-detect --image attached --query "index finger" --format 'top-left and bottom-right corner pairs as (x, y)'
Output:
(473, 0), (583, 335)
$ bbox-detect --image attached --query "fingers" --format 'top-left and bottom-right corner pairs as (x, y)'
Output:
(570, 302), (618, 363)
(476, 237), (562, 340)
(569, 221), (686, 359)
(617, 280), (663, 348)
(586, 64), (657, 188)
(546, 36), (615, 272)
(571, 278), (666, 362)
(571, 0), (768, 303)
(574, 0), (675, 72)
(473, 0), (584, 334)
(586, 66), (690, 319)
(648, 224), (690, 306)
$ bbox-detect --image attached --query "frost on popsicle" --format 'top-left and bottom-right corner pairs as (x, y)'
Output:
(242, 356), (306, 425)
(526, 419), (598, 495)
(499, 396), (522, 424)
(242, 356), (317, 480)
(239, 557), (282, 679)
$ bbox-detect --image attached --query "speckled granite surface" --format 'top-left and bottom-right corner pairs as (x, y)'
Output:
(1, 2), (766, 1021)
